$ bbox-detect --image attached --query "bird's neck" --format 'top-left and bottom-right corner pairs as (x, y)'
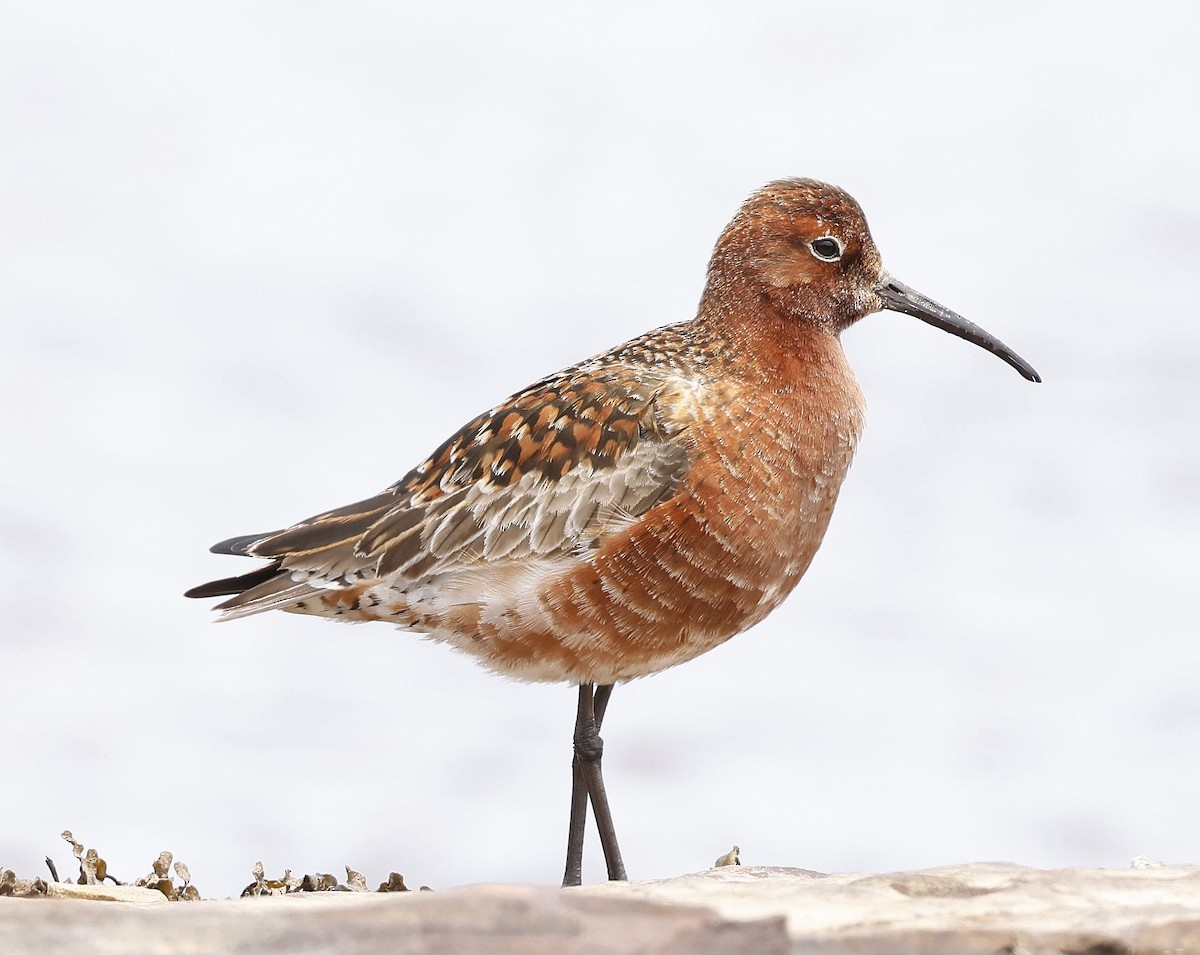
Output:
(694, 275), (847, 386)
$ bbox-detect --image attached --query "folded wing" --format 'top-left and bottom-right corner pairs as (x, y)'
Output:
(187, 361), (691, 620)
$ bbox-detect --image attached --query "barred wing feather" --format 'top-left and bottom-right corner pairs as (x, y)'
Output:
(192, 364), (691, 619)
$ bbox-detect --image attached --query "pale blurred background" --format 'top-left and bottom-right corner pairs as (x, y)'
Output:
(2, 1), (1198, 894)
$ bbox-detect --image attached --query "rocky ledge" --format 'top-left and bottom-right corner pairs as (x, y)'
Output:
(2, 862), (1198, 954)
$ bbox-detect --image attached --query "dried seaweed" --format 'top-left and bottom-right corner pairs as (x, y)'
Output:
(40, 833), (202, 900)
(242, 863), (430, 896)
(7, 829), (428, 901)
(0, 867), (47, 898)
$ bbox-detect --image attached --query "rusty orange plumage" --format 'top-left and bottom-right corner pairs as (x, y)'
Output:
(187, 178), (1040, 884)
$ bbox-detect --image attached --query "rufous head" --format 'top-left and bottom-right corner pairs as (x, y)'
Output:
(705, 178), (1040, 381)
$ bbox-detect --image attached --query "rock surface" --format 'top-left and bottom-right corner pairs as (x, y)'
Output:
(0, 883), (785, 955)
(586, 862), (1200, 952)
(44, 882), (171, 904)
(2, 863), (1198, 954)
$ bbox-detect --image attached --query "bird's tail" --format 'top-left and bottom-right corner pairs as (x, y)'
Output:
(185, 537), (323, 620)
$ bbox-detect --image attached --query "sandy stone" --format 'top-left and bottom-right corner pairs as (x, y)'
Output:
(0, 883), (786, 955)
(44, 881), (170, 904)
(582, 862), (1200, 953)
(4, 864), (1199, 954)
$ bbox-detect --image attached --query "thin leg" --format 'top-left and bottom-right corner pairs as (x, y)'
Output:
(562, 686), (590, 887)
(563, 684), (592, 887)
(582, 683), (626, 882)
(593, 683), (613, 728)
(588, 683), (624, 879)
(562, 683), (627, 886)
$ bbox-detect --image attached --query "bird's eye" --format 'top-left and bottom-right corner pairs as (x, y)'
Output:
(809, 236), (842, 262)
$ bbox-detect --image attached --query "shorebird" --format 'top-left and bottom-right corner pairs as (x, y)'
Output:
(187, 179), (1040, 886)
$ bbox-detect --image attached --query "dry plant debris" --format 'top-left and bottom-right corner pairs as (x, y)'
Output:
(133, 849), (201, 901)
(241, 863), (430, 896)
(713, 845), (742, 867)
(0, 867), (47, 898)
(2, 830), (429, 901)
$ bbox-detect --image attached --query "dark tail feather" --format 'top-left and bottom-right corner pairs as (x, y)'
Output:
(184, 561), (284, 599)
(209, 531), (279, 556)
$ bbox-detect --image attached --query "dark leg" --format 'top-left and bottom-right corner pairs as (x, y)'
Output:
(593, 683), (613, 727)
(562, 683), (626, 887)
(584, 683), (625, 881)
(562, 688), (590, 887)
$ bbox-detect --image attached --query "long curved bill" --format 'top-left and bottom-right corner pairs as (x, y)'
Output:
(876, 275), (1041, 383)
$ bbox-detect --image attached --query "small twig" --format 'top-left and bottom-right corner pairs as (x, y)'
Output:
(45, 857), (60, 883)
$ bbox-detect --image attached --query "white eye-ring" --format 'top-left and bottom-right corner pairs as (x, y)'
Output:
(808, 235), (843, 262)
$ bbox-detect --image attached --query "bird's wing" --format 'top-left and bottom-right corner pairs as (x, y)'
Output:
(212, 362), (692, 593)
